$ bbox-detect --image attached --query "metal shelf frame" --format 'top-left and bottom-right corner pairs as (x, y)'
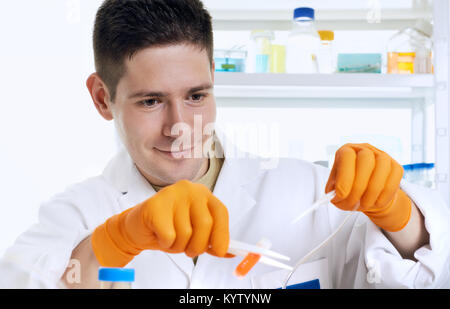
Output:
(433, 0), (449, 204)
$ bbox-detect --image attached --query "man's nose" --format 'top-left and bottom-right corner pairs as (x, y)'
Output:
(162, 100), (188, 137)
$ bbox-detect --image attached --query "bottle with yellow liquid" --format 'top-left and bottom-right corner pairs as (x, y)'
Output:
(317, 30), (335, 73)
(387, 20), (433, 74)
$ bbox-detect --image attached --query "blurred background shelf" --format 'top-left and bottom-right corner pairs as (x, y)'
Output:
(205, 0), (433, 31)
(214, 73), (434, 100)
(210, 8), (433, 31)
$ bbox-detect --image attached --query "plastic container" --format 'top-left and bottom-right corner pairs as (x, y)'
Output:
(337, 53), (382, 73)
(317, 30), (335, 73)
(270, 45), (286, 73)
(286, 7), (320, 74)
(98, 267), (135, 289)
(248, 30), (275, 73)
(387, 20), (433, 74)
(403, 163), (435, 188)
(214, 49), (247, 72)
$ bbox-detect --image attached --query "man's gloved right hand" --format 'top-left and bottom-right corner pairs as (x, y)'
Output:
(91, 180), (231, 267)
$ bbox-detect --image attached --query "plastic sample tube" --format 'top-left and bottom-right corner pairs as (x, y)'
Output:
(234, 238), (271, 278)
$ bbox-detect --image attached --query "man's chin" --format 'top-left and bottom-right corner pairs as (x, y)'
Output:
(154, 161), (201, 183)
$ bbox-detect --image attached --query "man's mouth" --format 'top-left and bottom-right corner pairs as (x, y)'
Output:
(155, 146), (194, 159)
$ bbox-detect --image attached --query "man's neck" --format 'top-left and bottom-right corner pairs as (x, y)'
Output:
(192, 156), (210, 183)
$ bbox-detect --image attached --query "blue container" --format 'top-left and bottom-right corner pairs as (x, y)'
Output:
(98, 267), (135, 282)
(215, 57), (246, 72)
(214, 49), (247, 72)
(337, 53), (382, 73)
(402, 163), (435, 188)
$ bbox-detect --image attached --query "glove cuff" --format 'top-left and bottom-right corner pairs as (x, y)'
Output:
(363, 189), (412, 232)
(91, 209), (143, 267)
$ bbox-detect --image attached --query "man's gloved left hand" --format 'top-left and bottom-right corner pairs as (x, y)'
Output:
(325, 143), (412, 232)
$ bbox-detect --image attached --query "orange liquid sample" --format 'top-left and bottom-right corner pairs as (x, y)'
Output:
(234, 252), (261, 278)
(387, 52), (415, 74)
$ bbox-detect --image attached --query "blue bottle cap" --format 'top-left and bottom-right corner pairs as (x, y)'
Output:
(403, 164), (413, 171)
(98, 267), (135, 282)
(414, 163), (423, 169)
(293, 7), (315, 20)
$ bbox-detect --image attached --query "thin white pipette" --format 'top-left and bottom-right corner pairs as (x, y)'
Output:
(291, 190), (336, 224)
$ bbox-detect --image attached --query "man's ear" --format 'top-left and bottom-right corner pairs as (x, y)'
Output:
(86, 73), (114, 121)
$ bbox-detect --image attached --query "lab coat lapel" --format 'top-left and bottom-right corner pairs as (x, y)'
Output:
(212, 158), (258, 231)
(212, 132), (265, 231)
(110, 148), (156, 209)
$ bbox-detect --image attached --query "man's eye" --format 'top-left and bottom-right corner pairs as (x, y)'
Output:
(190, 93), (206, 102)
(139, 99), (159, 107)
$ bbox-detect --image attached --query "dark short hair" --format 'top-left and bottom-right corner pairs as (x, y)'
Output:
(93, 0), (214, 102)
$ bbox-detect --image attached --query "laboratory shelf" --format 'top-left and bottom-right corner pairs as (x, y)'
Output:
(214, 73), (434, 99)
(210, 8), (433, 31)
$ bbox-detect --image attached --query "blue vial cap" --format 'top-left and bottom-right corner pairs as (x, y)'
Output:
(403, 163), (435, 171)
(403, 164), (413, 171)
(98, 267), (135, 282)
(294, 7), (315, 20)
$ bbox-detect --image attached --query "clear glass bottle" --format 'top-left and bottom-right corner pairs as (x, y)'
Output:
(98, 267), (135, 289)
(248, 30), (275, 73)
(317, 30), (335, 73)
(286, 7), (320, 74)
(387, 20), (433, 74)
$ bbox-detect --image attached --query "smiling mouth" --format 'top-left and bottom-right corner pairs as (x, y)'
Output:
(157, 147), (193, 153)
(155, 146), (194, 158)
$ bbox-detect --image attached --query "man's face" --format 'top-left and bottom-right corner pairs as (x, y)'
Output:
(110, 44), (216, 186)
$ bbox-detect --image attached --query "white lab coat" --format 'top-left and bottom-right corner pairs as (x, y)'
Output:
(0, 133), (449, 289)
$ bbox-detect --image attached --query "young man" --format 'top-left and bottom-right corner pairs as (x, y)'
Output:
(0, 0), (449, 289)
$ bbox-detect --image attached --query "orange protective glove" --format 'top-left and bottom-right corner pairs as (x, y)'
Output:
(325, 143), (412, 232)
(91, 180), (231, 267)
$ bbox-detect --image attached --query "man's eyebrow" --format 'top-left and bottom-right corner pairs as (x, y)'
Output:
(128, 83), (213, 99)
(128, 90), (168, 99)
(187, 83), (214, 94)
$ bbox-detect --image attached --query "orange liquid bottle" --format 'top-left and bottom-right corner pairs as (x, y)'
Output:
(387, 52), (415, 74)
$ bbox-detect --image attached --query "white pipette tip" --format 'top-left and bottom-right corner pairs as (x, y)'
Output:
(228, 239), (290, 261)
(291, 190), (336, 224)
(259, 256), (294, 271)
